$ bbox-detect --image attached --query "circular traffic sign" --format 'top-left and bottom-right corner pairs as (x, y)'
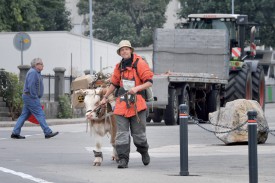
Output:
(13, 32), (31, 51)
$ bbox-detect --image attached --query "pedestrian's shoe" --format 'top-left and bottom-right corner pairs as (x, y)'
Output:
(45, 132), (59, 139)
(11, 134), (26, 139)
(117, 159), (128, 169)
(141, 152), (150, 166)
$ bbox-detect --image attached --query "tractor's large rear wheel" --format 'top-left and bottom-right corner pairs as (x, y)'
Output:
(252, 65), (265, 110)
(224, 63), (252, 104)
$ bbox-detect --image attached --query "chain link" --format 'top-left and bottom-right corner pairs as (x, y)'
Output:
(258, 123), (275, 137)
(191, 118), (275, 136)
(191, 118), (248, 134)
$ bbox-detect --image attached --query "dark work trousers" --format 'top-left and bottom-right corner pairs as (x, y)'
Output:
(115, 110), (149, 162)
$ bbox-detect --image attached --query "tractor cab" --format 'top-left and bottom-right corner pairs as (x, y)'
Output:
(187, 14), (266, 109)
(187, 14), (257, 66)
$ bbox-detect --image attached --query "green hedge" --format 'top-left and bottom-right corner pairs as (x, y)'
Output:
(0, 70), (23, 120)
(58, 95), (72, 118)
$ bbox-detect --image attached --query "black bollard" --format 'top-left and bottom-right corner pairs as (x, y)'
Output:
(179, 104), (189, 176)
(247, 110), (258, 183)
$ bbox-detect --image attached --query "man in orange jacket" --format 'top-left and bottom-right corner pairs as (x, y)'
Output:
(100, 40), (153, 168)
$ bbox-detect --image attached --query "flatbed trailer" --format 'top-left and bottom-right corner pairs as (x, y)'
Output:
(147, 28), (229, 125)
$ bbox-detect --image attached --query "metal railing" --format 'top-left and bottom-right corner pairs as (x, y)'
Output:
(41, 74), (75, 102)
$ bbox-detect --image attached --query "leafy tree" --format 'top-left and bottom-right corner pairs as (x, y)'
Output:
(0, 0), (42, 31)
(0, 0), (11, 31)
(177, 0), (275, 48)
(0, 0), (71, 32)
(36, 0), (72, 31)
(77, 0), (170, 47)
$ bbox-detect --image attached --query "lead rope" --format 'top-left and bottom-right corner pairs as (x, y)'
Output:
(85, 91), (138, 122)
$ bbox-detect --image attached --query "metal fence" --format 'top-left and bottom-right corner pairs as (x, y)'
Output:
(41, 74), (75, 102)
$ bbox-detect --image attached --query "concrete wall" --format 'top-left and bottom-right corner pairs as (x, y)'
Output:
(41, 101), (59, 119)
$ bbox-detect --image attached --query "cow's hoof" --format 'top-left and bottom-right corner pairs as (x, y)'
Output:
(93, 162), (101, 166)
(112, 156), (118, 161)
(114, 157), (119, 163)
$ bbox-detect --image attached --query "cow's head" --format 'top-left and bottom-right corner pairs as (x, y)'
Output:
(77, 88), (106, 120)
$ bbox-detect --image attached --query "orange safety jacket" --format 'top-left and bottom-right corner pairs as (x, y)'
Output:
(111, 53), (153, 117)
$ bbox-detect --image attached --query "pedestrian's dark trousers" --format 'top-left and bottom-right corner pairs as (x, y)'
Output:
(115, 110), (149, 162)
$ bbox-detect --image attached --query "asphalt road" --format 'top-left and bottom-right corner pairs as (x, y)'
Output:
(0, 103), (275, 183)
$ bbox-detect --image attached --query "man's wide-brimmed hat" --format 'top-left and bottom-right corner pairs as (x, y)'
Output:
(117, 40), (134, 55)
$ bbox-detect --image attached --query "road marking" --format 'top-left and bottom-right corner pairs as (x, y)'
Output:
(85, 144), (275, 158)
(85, 147), (141, 158)
(0, 131), (84, 141)
(25, 133), (44, 137)
(0, 133), (45, 141)
(0, 167), (54, 183)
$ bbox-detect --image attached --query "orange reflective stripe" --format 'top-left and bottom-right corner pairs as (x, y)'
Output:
(179, 113), (188, 116)
(179, 113), (188, 119)
(247, 120), (256, 123)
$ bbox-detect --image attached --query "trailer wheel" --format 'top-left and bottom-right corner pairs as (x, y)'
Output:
(146, 117), (151, 123)
(179, 84), (190, 114)
(164, 89), (178, 126)
(225, 63), (252, 103)
(146, 108), (151, 122)
(178, 84), (190, 124)
(207, 90), (220, 113)
(152, 109), (163, 123)
(252, 65), (265, 110)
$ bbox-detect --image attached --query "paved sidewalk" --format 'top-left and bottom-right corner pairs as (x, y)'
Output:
(0, 117), (87, 127)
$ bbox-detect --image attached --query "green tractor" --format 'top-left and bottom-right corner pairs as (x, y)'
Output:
(187, 14), (265, 110)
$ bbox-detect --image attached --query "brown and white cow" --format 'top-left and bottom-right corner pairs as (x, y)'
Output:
(78, 87), (117, 166)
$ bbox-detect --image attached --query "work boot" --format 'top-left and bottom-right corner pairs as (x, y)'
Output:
(117, 159), (128, 168)
(141, 152), (150, 166)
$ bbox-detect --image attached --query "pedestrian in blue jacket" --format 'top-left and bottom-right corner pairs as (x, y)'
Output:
(11, 58), (59, 139)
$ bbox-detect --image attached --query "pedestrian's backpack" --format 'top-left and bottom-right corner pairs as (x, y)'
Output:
(120, 58), (154, 102)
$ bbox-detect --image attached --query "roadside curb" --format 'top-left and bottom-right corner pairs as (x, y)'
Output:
(0, 118), (87, 128)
